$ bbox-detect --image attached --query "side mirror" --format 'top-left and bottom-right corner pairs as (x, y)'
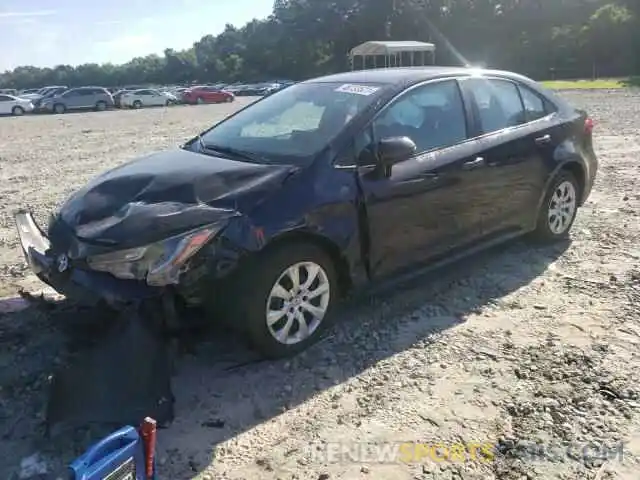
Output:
(377, 136), (417, 166)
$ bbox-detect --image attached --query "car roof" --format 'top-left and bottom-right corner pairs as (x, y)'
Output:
(304, 66), (534, 86)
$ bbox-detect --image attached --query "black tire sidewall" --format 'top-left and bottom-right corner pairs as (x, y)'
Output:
(54, 104), (65, 114)
(12, 106), (24, 116)
(230, 243), (338, 358)
(534, 170), (580, 241)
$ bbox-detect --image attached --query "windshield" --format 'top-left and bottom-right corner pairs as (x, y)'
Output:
(199, 82), (384, 163)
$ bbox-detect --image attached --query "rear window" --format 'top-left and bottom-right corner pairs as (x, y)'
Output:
(519, 85), (552, 122)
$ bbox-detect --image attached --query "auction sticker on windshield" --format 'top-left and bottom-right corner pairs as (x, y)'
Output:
(335, 84), (380, 96)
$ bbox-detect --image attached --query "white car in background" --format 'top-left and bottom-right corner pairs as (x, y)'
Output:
(120, 89), (177, 109)
(0, 94), (34, 116)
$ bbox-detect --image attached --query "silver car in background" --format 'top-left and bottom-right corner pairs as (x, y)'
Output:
(39, 87), (115, 114)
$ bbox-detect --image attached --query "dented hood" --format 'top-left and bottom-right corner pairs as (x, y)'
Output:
(55, 148), (296, 247)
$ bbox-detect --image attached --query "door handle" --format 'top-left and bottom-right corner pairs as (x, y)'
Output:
(535, 134), (551, 145)
(462, 157), (485, 170)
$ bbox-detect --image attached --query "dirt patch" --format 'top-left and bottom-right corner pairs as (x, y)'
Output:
(0, 92), (639, 479)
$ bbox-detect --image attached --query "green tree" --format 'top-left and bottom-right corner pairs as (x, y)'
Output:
(0, 0), (637, 89)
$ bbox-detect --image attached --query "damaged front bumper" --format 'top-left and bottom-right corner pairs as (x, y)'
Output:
(14, 210), (162, 306)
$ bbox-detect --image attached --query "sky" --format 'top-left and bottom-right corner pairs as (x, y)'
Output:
(0, 0), (274, 72)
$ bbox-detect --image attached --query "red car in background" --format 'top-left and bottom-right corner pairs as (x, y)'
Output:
(182, 86), (235, 104)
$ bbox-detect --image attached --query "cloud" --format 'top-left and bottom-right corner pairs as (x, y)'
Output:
(0, 10), (56, 19)
(94, 16), (159, 27)
(94, 19), (126, 26)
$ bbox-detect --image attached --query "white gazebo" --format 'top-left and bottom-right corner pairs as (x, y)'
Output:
(349, 41), (436, 70)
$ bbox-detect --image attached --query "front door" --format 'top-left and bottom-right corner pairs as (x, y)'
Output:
(0, 95), (12, 114)
(355, 78), (494, 278)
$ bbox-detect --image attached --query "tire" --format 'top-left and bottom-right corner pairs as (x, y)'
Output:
(196, 97), (204, 105)
(95, 101), (107, 111)
(531, 170), (580, 242)
(223, 243), (338, 359)
(133, 100), (142, 109)
(53, 103), (65, 114)
(226, 96), (233, 103)
(11, 106), (24, 116)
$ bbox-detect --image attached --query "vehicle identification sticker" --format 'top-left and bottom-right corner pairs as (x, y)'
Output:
(335, 84), (380, 96)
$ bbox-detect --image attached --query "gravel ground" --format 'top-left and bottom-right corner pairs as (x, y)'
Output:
(0, 90), (639, 480)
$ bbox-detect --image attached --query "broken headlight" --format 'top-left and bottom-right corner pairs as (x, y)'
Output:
(86, 224), (224, 286)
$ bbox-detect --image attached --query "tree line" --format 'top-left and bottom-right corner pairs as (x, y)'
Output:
(1, 0), (638, 89)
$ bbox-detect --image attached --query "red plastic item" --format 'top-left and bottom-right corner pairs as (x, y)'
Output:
(140, 417), (157, 479)
(584, 117), (594, 134)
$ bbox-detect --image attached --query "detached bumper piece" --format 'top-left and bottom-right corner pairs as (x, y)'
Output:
(14, 210), (160, 306)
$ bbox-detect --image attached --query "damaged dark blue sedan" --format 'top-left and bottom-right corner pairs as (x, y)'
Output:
(15, 67), (597, 359)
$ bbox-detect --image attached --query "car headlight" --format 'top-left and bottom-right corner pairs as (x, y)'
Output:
(86, 224), (224, 286)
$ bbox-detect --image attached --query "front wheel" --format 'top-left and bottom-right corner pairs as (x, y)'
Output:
(532, 170), (580, 242)
(196, 97), (204, 104)
(53, 103), (65, 114)
(11, 106), (25, 116)
(95, 101), (107, 111)
(225, 244), (338, 358)
(132, 100), (142, 109)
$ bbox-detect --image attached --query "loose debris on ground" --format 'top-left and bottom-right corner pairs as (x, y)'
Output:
(0, 91), (638, 479)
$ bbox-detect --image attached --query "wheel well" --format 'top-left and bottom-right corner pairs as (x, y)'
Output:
(559, 161), (586, 203)
(261, 232), (352, 296)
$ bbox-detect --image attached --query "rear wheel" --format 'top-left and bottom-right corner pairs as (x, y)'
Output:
(223, 243), (338, 358)
(532, 170), (580, 242)
(11, 106), (24, 116)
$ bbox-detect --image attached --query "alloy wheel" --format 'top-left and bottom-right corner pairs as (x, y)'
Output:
(547, 180), (577, 234)
(265, 261), (331, 345)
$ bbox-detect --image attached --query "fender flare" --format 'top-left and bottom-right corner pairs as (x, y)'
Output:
(534, 160), (586, 220)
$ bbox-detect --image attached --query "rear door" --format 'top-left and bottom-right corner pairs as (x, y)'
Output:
(62, 89), (83, 109)
(353, 78), (498, 278)
(458, 77), (549, 236)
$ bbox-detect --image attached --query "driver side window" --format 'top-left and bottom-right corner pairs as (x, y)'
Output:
(371, 79), (468, 154)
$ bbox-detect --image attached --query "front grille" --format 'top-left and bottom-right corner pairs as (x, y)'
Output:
(104, 456), (136, 480)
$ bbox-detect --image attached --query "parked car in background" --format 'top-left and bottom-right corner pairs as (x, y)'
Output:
(182, 86), (235, 104)
(112, 89), (132, 108)
(0, 88), (18, 96)
(0, 94), (34, 115)
(21, 85), (68, 101)
(32, 86), (69, 110)
(39, 87), (114, 114)
(19, 88), (40, 96)
(167, 87), (188, 102)
(120, 89), (177, 108)
(13, 67), (597, 358)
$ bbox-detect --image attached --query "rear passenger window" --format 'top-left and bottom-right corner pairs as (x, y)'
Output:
(465, 78), (525, 134)
(519, 86), (547, 122)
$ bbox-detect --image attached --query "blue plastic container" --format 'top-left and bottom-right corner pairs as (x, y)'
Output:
(68, 425), (153, 480)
